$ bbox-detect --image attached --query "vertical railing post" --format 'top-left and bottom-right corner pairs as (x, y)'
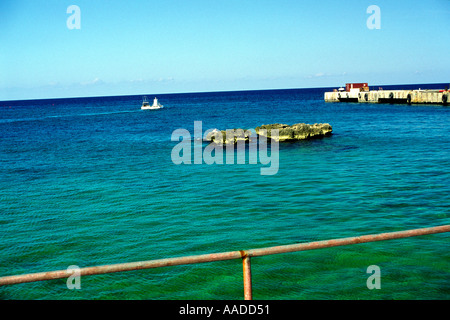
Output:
(242, 255), (252, 300)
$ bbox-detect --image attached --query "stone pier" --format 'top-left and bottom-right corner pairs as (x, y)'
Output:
(324, 89), (448, 105)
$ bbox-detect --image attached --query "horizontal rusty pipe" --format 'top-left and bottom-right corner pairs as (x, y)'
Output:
(246, 224), (450, 258)
(1, 224), (449, 286)
(0, 251), (243, 286)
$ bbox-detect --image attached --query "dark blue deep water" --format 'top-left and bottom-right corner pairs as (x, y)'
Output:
(1, 84), (449, 299)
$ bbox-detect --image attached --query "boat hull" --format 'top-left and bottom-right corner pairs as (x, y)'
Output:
(141, 106), (163, 110)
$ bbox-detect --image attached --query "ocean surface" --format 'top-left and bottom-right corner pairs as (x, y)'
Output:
(1, 84), (449, 300)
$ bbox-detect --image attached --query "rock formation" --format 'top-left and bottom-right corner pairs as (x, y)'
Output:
(205, 128), (252, 145)
(205, 123), (332, 144)
(255, 123), (332, 141)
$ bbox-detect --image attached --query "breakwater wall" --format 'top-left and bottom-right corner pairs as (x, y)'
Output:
(325, 89), (448, 105)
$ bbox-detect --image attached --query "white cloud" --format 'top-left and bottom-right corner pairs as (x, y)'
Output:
(80, 78), (104, 86)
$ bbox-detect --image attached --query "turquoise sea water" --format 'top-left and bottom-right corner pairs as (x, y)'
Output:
(0, 85), (449, 299)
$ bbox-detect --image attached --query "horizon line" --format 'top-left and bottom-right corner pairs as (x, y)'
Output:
(1, 81), (448, 103)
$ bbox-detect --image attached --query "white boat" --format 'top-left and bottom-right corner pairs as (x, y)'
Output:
(141, 96), (163, 110)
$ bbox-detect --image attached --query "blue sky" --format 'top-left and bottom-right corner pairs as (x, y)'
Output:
(1, 0), (449, 100)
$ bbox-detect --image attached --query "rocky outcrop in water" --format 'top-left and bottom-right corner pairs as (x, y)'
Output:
(255, 123), (332, 142)
(205, 128), (252, 145)
(205, 123), (332, 145)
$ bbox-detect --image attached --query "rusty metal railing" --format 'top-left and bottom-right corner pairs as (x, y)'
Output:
(1, 224), (449, 299)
